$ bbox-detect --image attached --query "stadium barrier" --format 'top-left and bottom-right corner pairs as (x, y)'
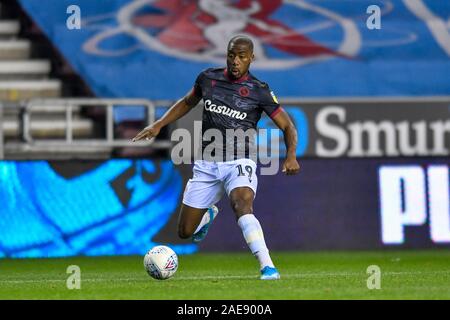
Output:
(23, 98), (155, 147)
(0, 96), (449, 257)
(2, 96), (449, 160)
(0, 98), (173, 159)
(0, 156), (449, 258)
(176, 96), (450, 159)
(206, 157), (450, 251)
(279, 96), (450, 158)
(0, 101), (3, 159)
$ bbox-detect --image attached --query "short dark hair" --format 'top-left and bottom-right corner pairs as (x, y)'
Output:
(228, 35), (254, 52)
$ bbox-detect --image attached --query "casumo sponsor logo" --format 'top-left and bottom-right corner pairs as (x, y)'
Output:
(204, 99), (247, 120)
(314, 106), (450, 157)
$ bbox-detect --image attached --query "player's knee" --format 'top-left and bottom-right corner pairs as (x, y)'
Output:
(177, 225), (193, 239)
(231, 196), (253, 215)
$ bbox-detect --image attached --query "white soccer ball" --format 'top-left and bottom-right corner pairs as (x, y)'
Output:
(143, 245), (178, 280)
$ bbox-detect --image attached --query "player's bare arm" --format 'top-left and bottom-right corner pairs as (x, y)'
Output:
(132, 91), (201, 142)
(272, 109), (300, 175)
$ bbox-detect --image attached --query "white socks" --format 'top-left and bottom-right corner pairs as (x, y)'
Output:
(237, 214), (275, 270)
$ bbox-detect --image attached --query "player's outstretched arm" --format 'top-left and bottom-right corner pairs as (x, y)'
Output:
(271, 109), (300, 175)
(132, 91), (201, 142)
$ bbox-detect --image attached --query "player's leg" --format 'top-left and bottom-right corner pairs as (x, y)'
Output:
(179, 161), (223, 241)
(224, 159), (280, 280)
(229, 187), (279, 279)
(177, 203), (219, 240)
(177, 204), (208, 239)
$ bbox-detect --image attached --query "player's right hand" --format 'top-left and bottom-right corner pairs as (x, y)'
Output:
(132, 123), (161, 142)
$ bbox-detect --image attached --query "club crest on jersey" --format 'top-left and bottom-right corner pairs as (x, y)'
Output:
(204, 99), (247, 120)
(239, 87), (250, 97)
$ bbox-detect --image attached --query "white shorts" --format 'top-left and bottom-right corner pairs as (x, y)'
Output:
(182, 158), (258, 209)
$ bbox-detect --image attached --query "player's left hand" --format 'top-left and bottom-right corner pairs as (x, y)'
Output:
(282, 157), (300, 175)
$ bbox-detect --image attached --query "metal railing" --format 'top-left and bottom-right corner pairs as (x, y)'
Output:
(0, 101), (3, 159)
(0, 98), (174, 159)
(2, 95), (450, 160)
(24, 98), (159, 146)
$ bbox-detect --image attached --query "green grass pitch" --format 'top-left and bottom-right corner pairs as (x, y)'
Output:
(0, 250), (449, 299)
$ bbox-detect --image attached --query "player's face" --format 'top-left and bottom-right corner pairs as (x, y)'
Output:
(226, 43), (254, 79)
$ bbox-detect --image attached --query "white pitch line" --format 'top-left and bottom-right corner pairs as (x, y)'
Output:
(0, 270), (449, 284)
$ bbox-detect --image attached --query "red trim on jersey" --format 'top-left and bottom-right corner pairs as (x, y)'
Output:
(270, 106), (283, 119)
(191, 85), (201, 97)
(224, 68), (249, 83)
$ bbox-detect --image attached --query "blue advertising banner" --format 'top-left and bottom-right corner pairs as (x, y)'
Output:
(0, 159), (196, 258)
(19, 0), (450, 101)
(203, 157), (450, 251)
(1, 158), (449, 258)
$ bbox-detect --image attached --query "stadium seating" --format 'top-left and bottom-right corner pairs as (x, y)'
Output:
(0, 11), (61, 100)
(0, 38), (30, 60)
(0, 1), (105, 158)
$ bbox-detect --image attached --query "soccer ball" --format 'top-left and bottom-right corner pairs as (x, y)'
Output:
(143, 245), (178, 280)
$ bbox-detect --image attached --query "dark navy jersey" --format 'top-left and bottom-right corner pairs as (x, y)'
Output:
(191, 67), (281, 161)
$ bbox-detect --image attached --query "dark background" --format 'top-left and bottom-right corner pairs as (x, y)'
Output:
(154, 157), (450, 251)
